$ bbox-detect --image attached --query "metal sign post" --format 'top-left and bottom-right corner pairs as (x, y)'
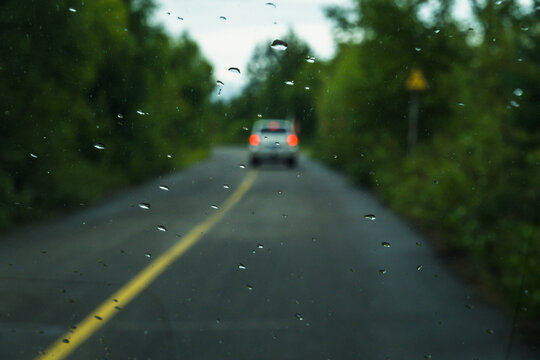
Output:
(405, 68), (427, 154)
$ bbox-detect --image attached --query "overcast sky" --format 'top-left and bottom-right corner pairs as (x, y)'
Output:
(152, 0), (351, 98)
(152, 0), (532, 98)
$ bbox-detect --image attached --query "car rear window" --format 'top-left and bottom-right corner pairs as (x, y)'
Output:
(260, 128), (287, 133)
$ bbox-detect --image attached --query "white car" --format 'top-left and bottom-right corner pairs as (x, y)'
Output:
(248, 119), (298, 167)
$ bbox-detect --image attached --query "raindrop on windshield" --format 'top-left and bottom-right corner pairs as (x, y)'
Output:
(416, 264), (423, 271)
(486, 328), (494, 334)
(238, 263), (246, 270)
(457, 101), (465, 106)
(216, 80), (224, 86)
(138, 202), (151, 210)
(284, 80), (294, 85)
(136, 109), (146, 115)
(29, 153), (38, 158)
(219, 16), (227, 20)
(434, 29), (441, 33)
(513, 88), (523, 96)
(167, 154), (172, 158)
(211, 205), (219, 209)
(266, 2), (276, 8)
(257, 244), (264, 249)
(379, 269), (387, 274)
(246, 284), (253, 290)
(381, 242), (391, 248)
(94, 315), (103, 321)
(306, 56), (315, 63)
(116, 113), (124, 118)
(509, 100), (520, 108)
(144, 253), (152, 258)
(294, 313), (304, 321)
(62, 339), (70, 343)
(424, 355), (432, 360)
(464, 303), (474, 310)
(304, 86), (310, 90)
(223, 184), (230, 189)
(242, 126), (249, 131)
(257, 114), (263, 118)
(177, 16), (183, 21)
(271, 39), (288, 51)
(94, 143), (105, 150)
(228, 67), (241, 74)
(157, 225), (167, 232)
(415, 47), (422, 52)
(158, 185), (169, 191)
(239, 164), (246, 169)
(68, 8), (77, 13)
(364, 214), (376, 220)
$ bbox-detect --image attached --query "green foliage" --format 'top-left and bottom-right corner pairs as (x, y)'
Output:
(224, 31), (321, 143)
(313, 0), (540, 331)
(0, 0), (214, 226)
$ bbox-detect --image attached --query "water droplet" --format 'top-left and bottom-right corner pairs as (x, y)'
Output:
(257, 114), (263, 118)
(223, 184), (230, 189)
(29, 153), (38, 158)
(513, 88), (523, 97)
(157, 225), (167, 232)
(257, 244), (264, 249)
(424, 355), (432, 360)
(433, 179), (439, 185)
(167, 154), (172, 158)
(416, 265), (423, 271)
(138, 202), (151, 210)
(415, 47), (422, 52)
(242, 126), (249, 131)
(144, 253), (152, 258)
(94, 315), (103, 321)
(509, 100), (520, 108)
(266, 2), (276, 8)
(228, 67), (240, 74)
(381, 242), (391, 248)
(211, 205), (219, 209)
(295, 313), (304, 321)
(282, 214), (288, 218)
(306, 56), (315, 63)
(116, 113), (124, 118)
(284, 80), (294, 85)
(158, 185), (169, 191)
(457, 102), (465, 107)
(486, 328), (494, 334)
(94, 143), (105, 150)
(275, 141), (280, 146)
(136, 109), (146, 115)
(238, 263), (246, 270)
(246, 284), (253, 290)
(520, 24), (529, 31)
(239, 164), (246, 169)
(364, 214), (376, 220)
(517, 58), (523, 62)
(434, 29), (440, 34)
(62, 338), (70, 343)
(219, 16), (227, 20)
(416, 241), (422, 246)
(68, 8), (77, 13)
(177, 16), (184, 20)
(379, 269), (387, 274)
(465, 303), (474, 310)
(271, 39), (288, 51)
(216, 80), (224, 86)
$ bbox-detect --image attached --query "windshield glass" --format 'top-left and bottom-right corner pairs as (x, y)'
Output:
(0, 0), (538, 359)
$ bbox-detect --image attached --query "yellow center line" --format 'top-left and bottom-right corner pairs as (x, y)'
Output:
(36, 170), (258, 360)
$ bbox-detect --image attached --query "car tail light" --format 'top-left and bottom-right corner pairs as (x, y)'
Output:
(249, 134), (261, 146)
(287, 134), (298, 146)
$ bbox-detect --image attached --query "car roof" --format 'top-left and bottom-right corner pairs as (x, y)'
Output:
(252, 119), (293, 132)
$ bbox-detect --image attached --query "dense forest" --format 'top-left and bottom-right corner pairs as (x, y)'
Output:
(1, 0), (538, 342)
(0, 0), (214, 227)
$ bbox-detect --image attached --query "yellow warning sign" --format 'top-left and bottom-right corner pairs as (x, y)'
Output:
(406, 68), (428, 91)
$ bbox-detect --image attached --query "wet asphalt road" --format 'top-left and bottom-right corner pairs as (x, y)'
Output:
(0, 147), (536, 360)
